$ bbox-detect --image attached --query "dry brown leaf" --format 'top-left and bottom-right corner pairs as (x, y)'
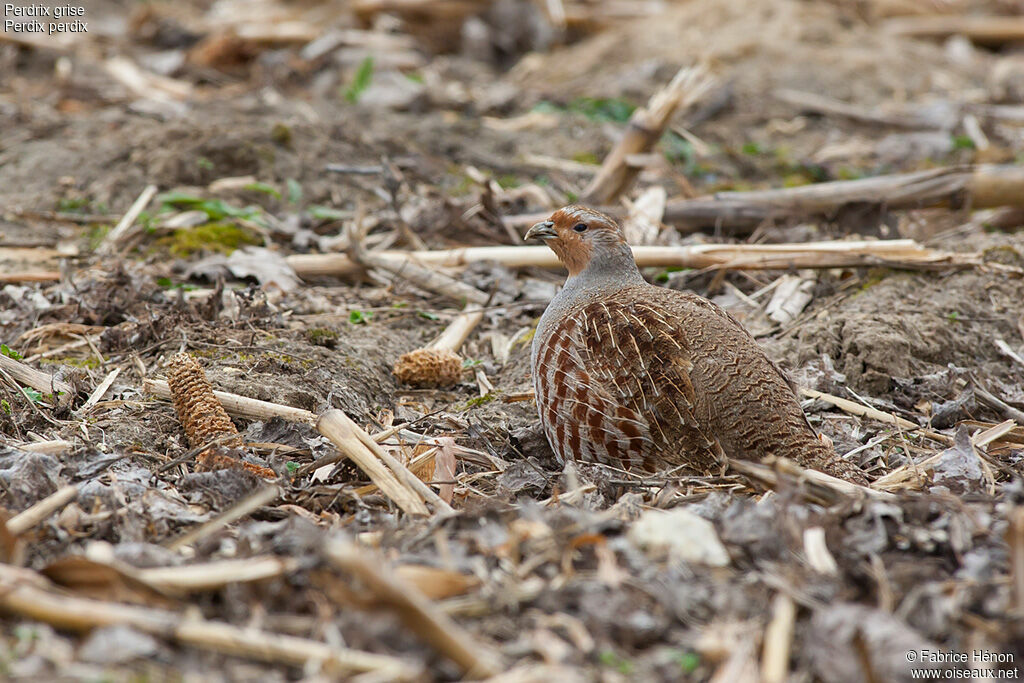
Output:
(0, 510), (24, 565)
(394, 564), (480, 600)
(434, 437), (458, 504)
(41, 557), (177, 608)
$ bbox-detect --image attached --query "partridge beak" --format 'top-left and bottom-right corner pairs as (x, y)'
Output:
(525, 220), (557, 241)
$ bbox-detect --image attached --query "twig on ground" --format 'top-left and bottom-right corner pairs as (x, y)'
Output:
(352, 425), (455, 514)
(761, 592), (797, 683)
(0, 564), (416, 679)
(729, 456), (894, 505)
(77, 367), (121, 415)
(133, 556), (301, 595)
(6, 485), (79, 535)
(871, 421), (1010, 492)
(23, 337), (98, 363)
(3, 209), (119, 225)
(774, 88), (948, 129)
(325, 537), (503, 678)
(317, 410), (429, 516)
(885, 15), (1024, 46)
(802, 527), (839, 576)
(0, 353), (76, 398)
(995, 339), (1024, 369)
(0, 271), (61, 284)
(663, 164), (1024, 229)
(144, 379), (317, 423)
(800, 387), (952, 444)
(167, 484), (281, 550)
(13, 440), (74, 455)
(104, 58), (192, 103)
(348, 227), (489, 305)
(288, 238), (964, 280)
(98, 184), (158, 254)
(582, 65), (714, 204)
(974, 383), (1024, 425)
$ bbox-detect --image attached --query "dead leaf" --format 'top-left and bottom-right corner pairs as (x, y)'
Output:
(41, 556), (177, 608)
(434, 437), (458, 505)
(0, 509), (25, 565)
(394, 564), (480, 600)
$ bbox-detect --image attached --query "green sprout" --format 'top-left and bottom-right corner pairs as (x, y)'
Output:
(344, 56), (375, 104)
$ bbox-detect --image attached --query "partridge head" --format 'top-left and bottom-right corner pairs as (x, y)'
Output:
(524, 206), (637, 279)
(525, 205), (867, 484)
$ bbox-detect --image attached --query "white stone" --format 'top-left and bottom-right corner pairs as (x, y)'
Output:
(628, 508), (730, 567)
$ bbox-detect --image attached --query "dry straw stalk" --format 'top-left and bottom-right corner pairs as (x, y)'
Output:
(0, 564), (417, 679)
(287, 238), (962, 280)
(317, 409), (430, 516)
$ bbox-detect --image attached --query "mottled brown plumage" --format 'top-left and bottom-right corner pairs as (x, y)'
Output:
(526, 205), (867, 484)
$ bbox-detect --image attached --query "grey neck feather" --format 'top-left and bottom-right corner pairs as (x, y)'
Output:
(534, 241), (646, 348)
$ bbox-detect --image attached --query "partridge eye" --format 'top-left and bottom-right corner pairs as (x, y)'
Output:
(572, 223), (588, 233)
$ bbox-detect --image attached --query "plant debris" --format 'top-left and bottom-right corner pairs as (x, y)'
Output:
(2, 0), (1024, 679)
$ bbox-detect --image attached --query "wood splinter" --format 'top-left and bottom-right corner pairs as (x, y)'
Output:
(317, 409), (438, 516)
(582, 64), (714, 205)
(164, 353), (274, 478)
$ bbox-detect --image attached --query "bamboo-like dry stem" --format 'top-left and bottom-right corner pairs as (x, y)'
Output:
(24, 337), (95, 363)
(714, 165), (1024, 211)
(0, 564), (177, 632)
(995, 339), (1024, 369)
(0, 564), (416, 679)
(144, 379), (317, 423)
(134, 556), (301, 594)
(663, 164), (1024, 229)
(0, 271), (61, 283)
(799, 388), (952, 444)
(802, 527), (839, 576)
(167, 484), (281, 550)
(972, 420), (1019, 448)
(774, 88), (943, 129)
(885, 15), (1024, 46)
(317, 410), (429, 516)
(104, 58), (192, 102)
(287, 238), (960, 280)
(729, 456), (894, 505)
(0, 353), (76, 397)
(582, 65), (714, 204)
(6, 485), (79, 535)
(871, 422), (1004, 493)
(16, 440), (74, 455)
(351, 246), (489, 305)
(325, 538), (503, 678)
(437, 578), (546, 618)
(428, 304), (485, 352)
(761, 593), (796, 683)
(352, 427), (454, 514)
(174, 617), (417, 678)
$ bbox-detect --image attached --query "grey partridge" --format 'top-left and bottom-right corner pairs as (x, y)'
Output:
(525, 205), (867, 485)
